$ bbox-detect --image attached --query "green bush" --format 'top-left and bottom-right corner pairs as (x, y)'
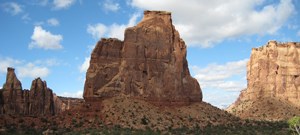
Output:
(288, 116), (300, 135)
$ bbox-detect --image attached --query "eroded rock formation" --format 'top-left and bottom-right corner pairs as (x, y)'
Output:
(84, 11), (202, 105)
(227, 41), (300, 120)
(0, 67), (57, 115)
(29, 78), (55, 115)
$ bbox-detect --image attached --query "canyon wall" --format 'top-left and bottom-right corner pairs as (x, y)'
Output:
(228, 41), (300, 120)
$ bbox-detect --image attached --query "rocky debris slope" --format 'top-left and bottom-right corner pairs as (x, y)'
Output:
(0, 67), (60, 115)
(84, 11), (201, 105)
(227, 41), (300, 120)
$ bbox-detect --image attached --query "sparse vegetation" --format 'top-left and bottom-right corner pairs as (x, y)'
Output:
(288, 116), (300, 135)
(141, 115), (149, 125)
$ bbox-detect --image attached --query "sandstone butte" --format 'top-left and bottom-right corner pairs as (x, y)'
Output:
(83, 10), (202, 105)
(0, 67), (64, 116)
(227, 41), (300, 120)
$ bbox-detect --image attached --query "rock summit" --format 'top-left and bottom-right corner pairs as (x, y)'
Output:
(83, 11), (202, 105)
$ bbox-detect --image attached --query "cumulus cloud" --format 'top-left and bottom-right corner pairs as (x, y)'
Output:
(79, 57), (90, 73)
(203, 89), (240, 109)
(2, 2), (23, 15)
(60, 90), (83, 98)
(192, 59), (248, 91)
(87, 13), (140, 40)
(102, 0), (120, 12)
(18, 63), (50, 78)
(29, 26), (63, 50)
(131, 0), (295, 47)
(53, 0), (75, 9)
(0, 57), (52, 79)
(0, 57), (22, 73)
(47, 18), (60, 26)
(87, 23), (107, 39)
(34, 58), (61, 66)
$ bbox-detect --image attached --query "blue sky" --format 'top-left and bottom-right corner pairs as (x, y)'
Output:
(0, 0), (299, 108)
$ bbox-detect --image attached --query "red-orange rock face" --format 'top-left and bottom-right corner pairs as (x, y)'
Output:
(84, 11), (202, 105)
(227, 41), (300, 120)
(0, 68), (56, 115)
(234, 41), (300, 106)
(29, 78), (55, 115)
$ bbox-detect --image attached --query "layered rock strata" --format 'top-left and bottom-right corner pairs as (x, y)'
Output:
(228, 41), (300, 119)
(84, 11), (202, 105)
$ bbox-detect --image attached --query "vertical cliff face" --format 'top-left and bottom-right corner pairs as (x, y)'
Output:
(84, 11), (202, 105)
(0, 67), (57, 115)
(242, 41), (300, 105)
(29, 78), (55, 115)
(227, 41), (300, 120)
(1, 67), (24, 114)
(3, 67), (22, 90)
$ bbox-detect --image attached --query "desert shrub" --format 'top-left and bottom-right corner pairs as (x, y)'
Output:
(72, 118), (77, 125)
(40, 117), (48, 123)
(288, 116), (300, 135)
(141, 116), (150, 125)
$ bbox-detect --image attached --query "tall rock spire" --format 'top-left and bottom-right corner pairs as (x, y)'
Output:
(0, 67), (56, 115)
(3, 67), (22, 90)
(84, 11), (202, 105)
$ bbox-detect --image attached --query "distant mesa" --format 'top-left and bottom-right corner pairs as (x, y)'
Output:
(83, 10), (202, 105)
(227, 41), (300, 120)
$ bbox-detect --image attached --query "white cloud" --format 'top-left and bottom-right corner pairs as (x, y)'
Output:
(45, 59), (60, 66)
(102, 0), (120, 12)
(87, 13), (140, 40)
(53, 0), (75, 9)
(203, 89), (240, 109)
(47, 18), (60, 26)
(131, 0), (295, 47)
(18, 63), (50, 78)
(29, 26), (63, 50)
(60, 90), (83, 98)
(0, 57), (60, 79)
(21, 14), (31, 22)
(87, 23), (107, 39)
(0, 57), (22, 73)
(34, 58), (60, 66)
(288, 24), (298, 30)
(79, 57), (90, 73)
(87, 45), (95, 52)
(2, 2), (23, 15)
(192, 59), (248, 91)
